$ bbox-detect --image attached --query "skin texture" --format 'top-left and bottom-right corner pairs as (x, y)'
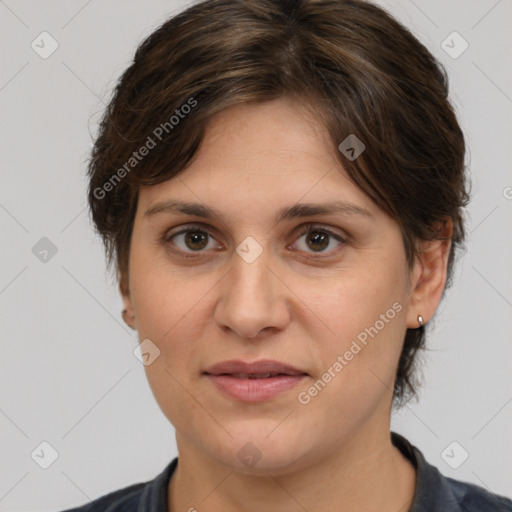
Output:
(122, 97), (452, 512)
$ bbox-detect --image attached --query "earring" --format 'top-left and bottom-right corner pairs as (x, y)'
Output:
(122, 309), (136, 330)
(417, 315), (424, 327)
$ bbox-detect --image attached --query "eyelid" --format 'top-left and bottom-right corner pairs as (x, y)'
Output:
(163, 222), (219, 242)
(293, 223), (347, 242)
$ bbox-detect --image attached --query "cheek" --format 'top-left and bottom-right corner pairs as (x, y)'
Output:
(302, 257), (408, 341)
(130, 268), (214, 431)
(304, 258), (409, 394)
(129, 248), (223, 393)
(129, 240), (210, 339)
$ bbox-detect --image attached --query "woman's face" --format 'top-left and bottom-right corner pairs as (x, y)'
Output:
(124, 97), (420, 474)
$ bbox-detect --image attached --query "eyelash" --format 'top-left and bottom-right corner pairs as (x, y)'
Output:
(161, 223), (347, 259)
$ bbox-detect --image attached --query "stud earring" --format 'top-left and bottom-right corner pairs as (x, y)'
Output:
(417, 315), (424, 327)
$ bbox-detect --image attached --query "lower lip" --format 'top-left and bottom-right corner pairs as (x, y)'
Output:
(205, 374), (307, 402)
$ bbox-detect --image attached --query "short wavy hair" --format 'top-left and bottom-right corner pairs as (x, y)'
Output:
(87, 0), (470, 406)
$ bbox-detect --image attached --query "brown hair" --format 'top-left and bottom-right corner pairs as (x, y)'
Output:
(87, 0), (469, 405)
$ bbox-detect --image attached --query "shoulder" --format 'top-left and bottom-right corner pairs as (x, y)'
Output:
(391, 432), (512, 512)
(58, 482), (146, 512)
(57, 458), (178, 512)
(445, 476), (512, 511)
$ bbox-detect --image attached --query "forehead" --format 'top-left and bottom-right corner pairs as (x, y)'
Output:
(136, 98), (377, 217)
(195, 98), (333, 167)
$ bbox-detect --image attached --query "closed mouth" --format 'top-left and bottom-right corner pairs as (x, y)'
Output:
(203, 359), (308, 378)
(207, 372), (304, 379)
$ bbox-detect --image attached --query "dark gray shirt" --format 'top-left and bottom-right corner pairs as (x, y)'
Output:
(60, 433), (512, 511)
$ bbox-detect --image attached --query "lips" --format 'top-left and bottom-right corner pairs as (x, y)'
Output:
(203, 359), (308, 402)
(204, 359), (307, 378)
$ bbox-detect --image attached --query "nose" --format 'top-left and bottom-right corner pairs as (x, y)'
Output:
(214, 245), (291, 340)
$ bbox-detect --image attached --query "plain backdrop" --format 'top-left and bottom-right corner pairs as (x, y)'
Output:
(1, 1), (511, 510)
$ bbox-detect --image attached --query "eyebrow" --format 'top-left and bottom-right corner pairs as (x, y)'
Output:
(144, 199), (373, 223)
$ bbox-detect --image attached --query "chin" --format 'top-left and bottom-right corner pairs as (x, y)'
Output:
(206, 423), (315, 476)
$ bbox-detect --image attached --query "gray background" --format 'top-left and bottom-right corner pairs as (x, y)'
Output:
(1, 0), (511, 510)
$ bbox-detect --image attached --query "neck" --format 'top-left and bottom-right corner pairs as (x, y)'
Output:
(168, 427), (416, 512)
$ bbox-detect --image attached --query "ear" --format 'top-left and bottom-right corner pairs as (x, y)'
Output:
(120, 274), (136, 330)
(406, 219), (453, 329)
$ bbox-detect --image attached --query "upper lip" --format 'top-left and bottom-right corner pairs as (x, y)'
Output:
(204, 359), (308, 376)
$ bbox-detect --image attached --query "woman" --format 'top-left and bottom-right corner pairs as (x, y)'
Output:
(63, 0), (512, 510)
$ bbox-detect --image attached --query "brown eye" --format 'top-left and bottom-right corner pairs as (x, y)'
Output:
(305, 231), (330, 252)
(183, 231), (209, 251)
(165, 226), (220, 254)
(292, 225), (345, 255)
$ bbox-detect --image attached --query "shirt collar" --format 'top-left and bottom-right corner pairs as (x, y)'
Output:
(391, 432), (461, 511)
